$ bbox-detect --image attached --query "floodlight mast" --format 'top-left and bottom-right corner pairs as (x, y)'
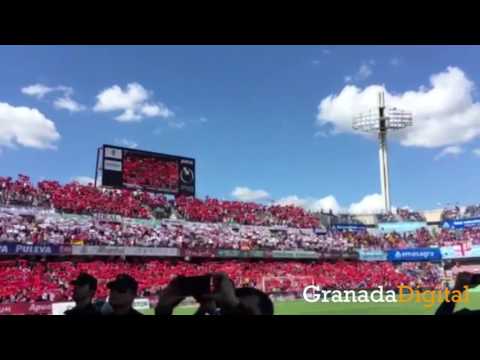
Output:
(378, 92), (390, 213)
(352, 92), (413, 213)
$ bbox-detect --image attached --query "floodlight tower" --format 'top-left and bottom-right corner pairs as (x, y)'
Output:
(352, 92), (413, 213)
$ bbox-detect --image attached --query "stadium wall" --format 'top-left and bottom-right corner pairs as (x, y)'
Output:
(352, 214), (378, 225)
(422, 209), (443, 223)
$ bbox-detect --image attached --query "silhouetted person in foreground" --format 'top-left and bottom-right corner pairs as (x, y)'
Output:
(65, 273), (100, 316)
(106, 274), (143, 316)
(435, 272), (480, 315)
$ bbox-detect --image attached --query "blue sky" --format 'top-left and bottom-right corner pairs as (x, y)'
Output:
(1, 45), (480, 213)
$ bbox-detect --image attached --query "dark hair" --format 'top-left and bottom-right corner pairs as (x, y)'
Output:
(235, 287), (274, 315)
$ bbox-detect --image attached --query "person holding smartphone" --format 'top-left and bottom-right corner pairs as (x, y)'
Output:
(155, 273), (273, 315)
(435, 272), (480, 315)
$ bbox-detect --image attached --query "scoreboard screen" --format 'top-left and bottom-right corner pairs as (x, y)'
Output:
(99, 145), (195, 196)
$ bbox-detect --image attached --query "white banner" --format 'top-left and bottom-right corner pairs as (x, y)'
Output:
(133, 298), (150, 311)
(72, 246), (125, 256)
(52, 302), (76, 315)
(104, 147), (122, 160)
(104, 159), (122, 172)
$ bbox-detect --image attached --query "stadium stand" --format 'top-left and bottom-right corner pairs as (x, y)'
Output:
(377, 209), (426, 223)
(0, 173), (477, 313)
(0, 259), (443, 304)
(5, 208), (480, 250)
(1, 175), (319, 228)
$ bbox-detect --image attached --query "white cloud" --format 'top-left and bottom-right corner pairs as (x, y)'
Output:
(199, 117), (208, 123)
(53, 96), (86, 112)
(232, 187), (270, 201)
(116, 109), (142, 122)
(72, 176), (95, 185)
(94, 83), (148, 111)
(344, 61), (374, 83)
(140, 103), (173, 118)
(21, 84), (54, 99)
(94, 83), (173, 122)
(275, 193), (384, 215)
(435, 146), (463, 160)
(348, 193), (385, 214)
(272, 192), (405, 215)
(275, 195), (342, 213)
(0, 102), (60, 149)
(23, 84), (84, 112)
(473, 148), (480, 157)
(115, 138), (138, 149)
(322, 49), (331, 55)
(390, 57), (401, 66)
(317, 66), (480, 148)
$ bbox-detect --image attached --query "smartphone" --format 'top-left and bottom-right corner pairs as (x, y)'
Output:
(176, 275), (213, 297)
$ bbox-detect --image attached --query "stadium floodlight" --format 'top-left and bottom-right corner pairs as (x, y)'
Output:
(352, 92), (413, 213)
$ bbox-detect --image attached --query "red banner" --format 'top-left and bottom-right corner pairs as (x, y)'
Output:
(0, 302), (52, 315)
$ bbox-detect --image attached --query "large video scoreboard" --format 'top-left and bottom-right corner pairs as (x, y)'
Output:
(96, 144), (195, 196)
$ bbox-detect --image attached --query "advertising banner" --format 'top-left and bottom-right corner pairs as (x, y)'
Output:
(0, 243), (67, 256)
(52, 302), (76, 315)
(0, 302), (52, 315)
(378, 222), (427, 234)
(358, 249), (387, 261)
(133, 298), (150, 311)
(58, 245), (72, 255)
(124, 247), (179, 257)
(94, 213), (123, 223)
(182, 249), (216, 258)
(72, 245), (125, 256)
(271, 250), (320, 259)
(441, 244), (480, 259)
(123, 218), (159, 227)
(333, 224), (367, 232)
(216, 250), (265, 258)
(387, 248), (442, 262)
(57, 213), (93, 222)
(442, 218), (480, 230)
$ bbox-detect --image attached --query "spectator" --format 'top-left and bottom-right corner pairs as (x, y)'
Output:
(106, 274), (143, 316)
(435, 272), (480, 315)
(0, 259), (442, 304)
(65, 273), (99, 316)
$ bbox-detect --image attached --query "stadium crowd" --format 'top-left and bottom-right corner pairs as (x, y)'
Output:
(2, 209), (480, 251)
(174, 196), (320, 228)
(377, 209), (426, 223)
(123, 154), (179, 191)
(0, 175), (320, 228)
(0, 259), (443, 304)
(0, 211), (346, 252)
(440, 204), (480, 221)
